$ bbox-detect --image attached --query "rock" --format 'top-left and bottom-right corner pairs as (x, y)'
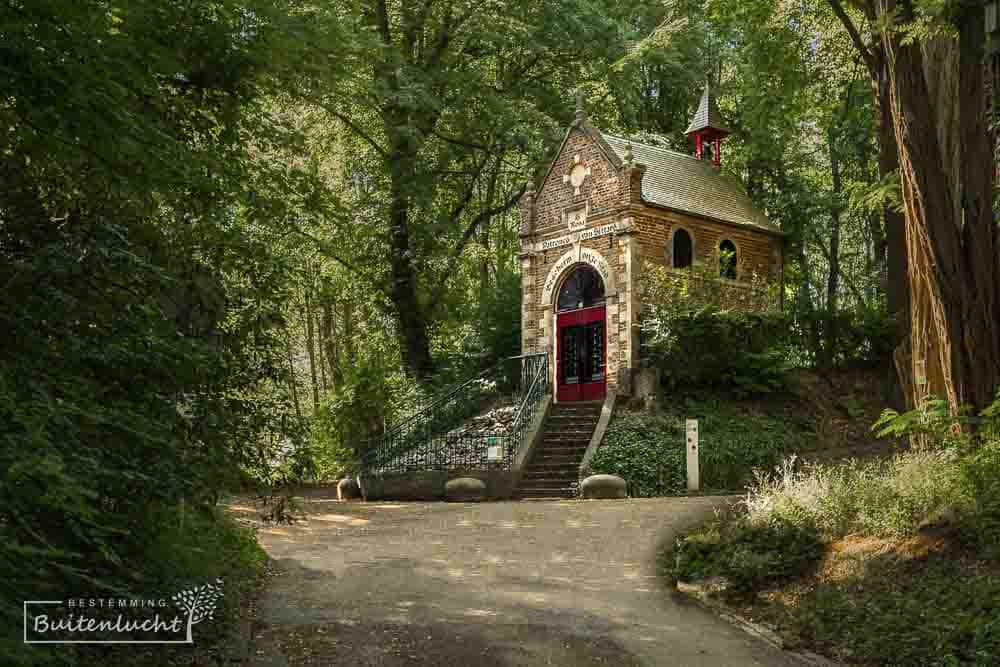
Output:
(580, 474), (627, 499)
(445, 477), (487, 502)
(337, 477), (361, 501)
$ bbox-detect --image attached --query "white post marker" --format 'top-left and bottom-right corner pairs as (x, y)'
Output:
(686, 419), (699, 491)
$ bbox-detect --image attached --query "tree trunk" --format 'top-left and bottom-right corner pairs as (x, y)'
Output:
(316, 303), (328, 393)
(285, 333), (302, 420)
(321, 299), (342, 391)
(956, 6), (1000, 413)
(479, 214), (492, 313)
(303, 285), (321, 412)
(883, 15), (957, 411)
(877, 70), (910, 408)
(877, 70), (909, 336)
(388, 152), (434, 380)
(877, 0), (1000, 418)
(822, 129), (843, 369)
(829, 0), (910, 404)
(342, 298), (357, 366)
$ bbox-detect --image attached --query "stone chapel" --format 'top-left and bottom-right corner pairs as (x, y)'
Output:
(518, 86), (785, 403)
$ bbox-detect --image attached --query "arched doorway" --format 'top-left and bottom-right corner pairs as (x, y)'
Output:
(555, 265), (606, 402)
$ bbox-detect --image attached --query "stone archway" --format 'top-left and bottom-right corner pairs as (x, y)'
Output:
(552, 264), (608, 402)
(541, 247), (615, 308)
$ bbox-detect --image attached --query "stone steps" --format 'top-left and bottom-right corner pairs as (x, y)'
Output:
(516, 400), (604, 500)
(518, 489), (575, 500)
(521, 469), (578, 480)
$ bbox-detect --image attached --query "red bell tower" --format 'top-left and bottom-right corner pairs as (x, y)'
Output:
(685, 82), (730, 168)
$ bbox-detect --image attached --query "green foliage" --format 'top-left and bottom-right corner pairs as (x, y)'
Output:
(793, 303), (899, 368)
(959, 436), (1000, 556)
(137, 505), (267, 597)
(669, 516), (823, 594)
(0, 2), (312, 662)
(589, 413), (687, 496)
(6, 504), (267, 666)
(639, 264), (793, 398)
(670, 395), (1000, 611)
(590, 402), (807, 496)
(869, 395), (1000, 551)
(311, 360), (411, 478)
(667, 399), (1000, 661)
(476, 269), (524, 365)
(643, 307), (793, 397)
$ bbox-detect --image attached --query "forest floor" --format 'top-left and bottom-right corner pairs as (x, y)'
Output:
(233, 493), (808, 666)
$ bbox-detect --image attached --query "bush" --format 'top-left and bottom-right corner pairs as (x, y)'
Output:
(590, 402), (805, 496)
(640, 264), (792, 397)
(791, 304), (898, 368)
(958, 420), (1000, 555)
(311, 360), (417, 478)
(670, 516), (823, 593)
(642, 307), (793, 397)
(8, 504), (266, 666)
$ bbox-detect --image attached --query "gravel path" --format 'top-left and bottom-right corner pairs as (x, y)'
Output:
(242, 494), (804, 666)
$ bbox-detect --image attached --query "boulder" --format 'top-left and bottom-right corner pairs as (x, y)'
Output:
(445, 477), (487, 502)
(337, 477), (361, 501)
(580, 474), (627, 499)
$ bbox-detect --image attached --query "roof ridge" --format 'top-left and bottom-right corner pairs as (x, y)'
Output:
(600, 131), (706, 164)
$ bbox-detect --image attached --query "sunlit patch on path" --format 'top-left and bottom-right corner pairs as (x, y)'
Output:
(240, 494), (804, 666)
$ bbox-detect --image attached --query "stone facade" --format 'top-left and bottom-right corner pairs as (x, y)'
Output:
(519, 116), (783, 400)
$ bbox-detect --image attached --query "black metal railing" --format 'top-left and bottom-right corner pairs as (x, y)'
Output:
(361, 353), (549, 474)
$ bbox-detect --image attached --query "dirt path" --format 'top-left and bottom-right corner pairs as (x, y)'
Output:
(240, 494), (804, 666)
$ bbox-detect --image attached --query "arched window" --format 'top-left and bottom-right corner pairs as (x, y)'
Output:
(719, 239), (738, 280)
(557, 265), (605, 311)
(672, 228), (693, 269)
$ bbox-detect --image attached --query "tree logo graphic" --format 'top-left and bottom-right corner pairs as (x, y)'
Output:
(172, 578), (224, 643)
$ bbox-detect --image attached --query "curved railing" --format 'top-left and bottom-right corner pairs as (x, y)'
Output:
(361, 353), (549, 474)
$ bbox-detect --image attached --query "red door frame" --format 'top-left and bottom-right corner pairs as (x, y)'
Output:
(556, 305), (607, 402)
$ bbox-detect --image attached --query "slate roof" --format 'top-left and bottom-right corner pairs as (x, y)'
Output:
(684, 85), (730, 135)
(601, 132), (778, 233)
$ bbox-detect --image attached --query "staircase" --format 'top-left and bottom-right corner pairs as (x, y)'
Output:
(517, 401), (603, 499)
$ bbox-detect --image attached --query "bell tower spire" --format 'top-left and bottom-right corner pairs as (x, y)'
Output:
(685, 81), (730, 168)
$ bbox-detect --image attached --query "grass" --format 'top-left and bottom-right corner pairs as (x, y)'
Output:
(664, 438), (1000, 666)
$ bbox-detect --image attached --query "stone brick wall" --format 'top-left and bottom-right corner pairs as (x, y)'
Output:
(634, 210), (780, 281)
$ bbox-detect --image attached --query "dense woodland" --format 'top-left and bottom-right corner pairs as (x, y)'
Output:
(2, 0), (998, 664)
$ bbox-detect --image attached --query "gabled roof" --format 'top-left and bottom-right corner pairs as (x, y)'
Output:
(535, 116), (622, 196)
(685, 84), (730, 136)
(601, 132), (778, 233)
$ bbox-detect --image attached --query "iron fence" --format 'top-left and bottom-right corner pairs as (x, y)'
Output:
(361, 353), (549, 474)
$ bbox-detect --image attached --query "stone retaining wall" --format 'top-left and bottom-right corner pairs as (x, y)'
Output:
(359, 469), (518, 501)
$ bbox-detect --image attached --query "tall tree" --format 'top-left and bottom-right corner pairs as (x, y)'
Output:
(867, 0), (999, 415)
(296, 0), (628, 379)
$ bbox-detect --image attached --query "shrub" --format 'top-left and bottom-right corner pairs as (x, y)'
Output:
(670, 516), (823, 593)
(958, 415), (1000, 554)
(640, 264), (792, 397)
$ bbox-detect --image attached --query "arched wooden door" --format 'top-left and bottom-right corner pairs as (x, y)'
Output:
(555, 266), (606, 402)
